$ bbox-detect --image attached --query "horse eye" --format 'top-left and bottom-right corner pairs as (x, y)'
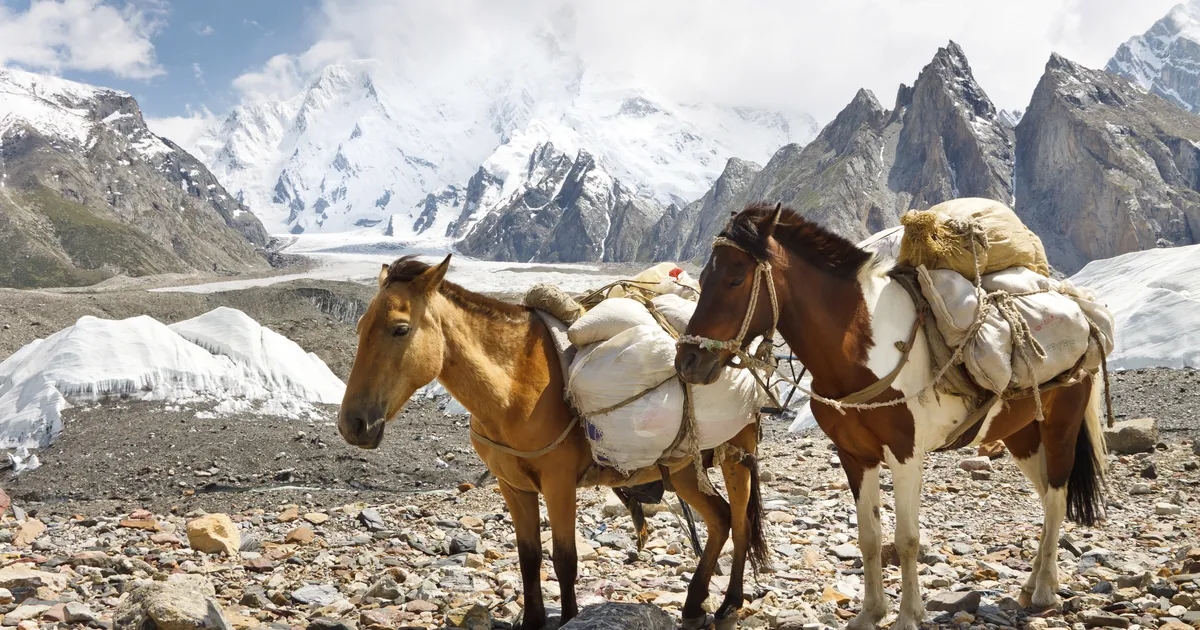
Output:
(392, 324), (410, 338)
(731, 276), (745, 287)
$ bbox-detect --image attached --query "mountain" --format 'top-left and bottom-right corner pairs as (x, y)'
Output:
(643, 41), (1014, 264)
(190, 30), (817, 246)
(0, 68), (270, 289)
(1014, 54), (1200, 273)
(1106, 0), (1200, 114)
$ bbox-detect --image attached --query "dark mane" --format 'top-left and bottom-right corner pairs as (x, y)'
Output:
(386, 255), (531, 321)
(719, 202), (873, 279)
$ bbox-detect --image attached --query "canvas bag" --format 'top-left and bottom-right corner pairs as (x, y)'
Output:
(899, 198), (1052, 278)
(567, 297), (659, 346)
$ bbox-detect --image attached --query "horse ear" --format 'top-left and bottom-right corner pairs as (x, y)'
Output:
(416, 254), (452, 294)
(761, 202), (783, 241)
(378, 263), (390, 289)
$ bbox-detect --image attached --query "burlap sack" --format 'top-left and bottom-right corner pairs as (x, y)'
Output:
(899, 198), (1051, 278)
(916, 266), (979, 347)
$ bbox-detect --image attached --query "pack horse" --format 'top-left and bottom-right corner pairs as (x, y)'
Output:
(338, 256), (769, 630)
(676, 202), (1108, 630)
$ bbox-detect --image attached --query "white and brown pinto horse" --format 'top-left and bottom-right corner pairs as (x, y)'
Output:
(676, 203), (1108, 630)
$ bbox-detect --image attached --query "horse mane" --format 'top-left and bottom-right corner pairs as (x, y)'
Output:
(720, 202), (888, 281)
(386, 255), (531, 322)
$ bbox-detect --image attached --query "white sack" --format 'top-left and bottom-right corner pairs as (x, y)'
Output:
(917, 267), (979, 347)
(567, 298), (658, 346)
(650, 293), (696, 335)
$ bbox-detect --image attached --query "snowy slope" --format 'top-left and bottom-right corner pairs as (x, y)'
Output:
(1106, 0), (1200, 113)
(0, 67), (112, 146)
(189, 33), (817, 239)
(1070, 243), (1200, 370)
(0, 308), (345, 449)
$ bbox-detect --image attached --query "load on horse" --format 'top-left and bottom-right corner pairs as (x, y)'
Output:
(337, 256), (773, 630)
(677, 198), (1116, 630)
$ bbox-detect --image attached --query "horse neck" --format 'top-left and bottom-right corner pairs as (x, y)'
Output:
(774, 253), (879, 393)
(431, 294), (555, 426)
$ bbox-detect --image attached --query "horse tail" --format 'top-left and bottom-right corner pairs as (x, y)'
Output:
(745, 455), (771, 575)
(1066, 375), (1108, 526)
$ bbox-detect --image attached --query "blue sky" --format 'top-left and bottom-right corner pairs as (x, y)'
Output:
(1, 0), (322, 117)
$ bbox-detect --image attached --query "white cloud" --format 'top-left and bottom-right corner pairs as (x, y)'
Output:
(146, 106), (218, 157)
(234, 0), (1180, 121)
(194, 23), (215, 36)
(0, 0), (164, 80)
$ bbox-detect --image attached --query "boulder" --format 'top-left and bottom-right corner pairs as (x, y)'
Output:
(113, 575), (229, 630)
(559, 603), (676, 629)
(1103, 418), (1158, 454)
(186, 514), (240, 556)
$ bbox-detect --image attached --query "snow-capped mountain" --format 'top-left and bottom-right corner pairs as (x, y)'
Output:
(190, 25), (817, 244)
(0, 67), (269, 288)
(1106, 0), (1200, 114)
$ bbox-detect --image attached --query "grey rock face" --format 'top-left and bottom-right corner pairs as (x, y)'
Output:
(1107, 1), (1200, 114)
(1015, 54), (1200, 273)
(0, 69), (269, 288)
(643, 41), (1013, 265)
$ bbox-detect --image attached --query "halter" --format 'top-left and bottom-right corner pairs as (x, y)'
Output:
(677, 236), (780, 365)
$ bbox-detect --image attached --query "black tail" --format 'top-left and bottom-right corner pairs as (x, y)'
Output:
(679, 500), (703, 557)
(746, 456), (770, 575)
(1066, 416), (1106, 526)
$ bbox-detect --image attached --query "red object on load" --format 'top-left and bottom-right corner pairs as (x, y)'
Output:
(668, 268), (683, 279)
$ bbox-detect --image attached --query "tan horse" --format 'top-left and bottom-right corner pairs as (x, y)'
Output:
(677, 203), (1107, 630)
(339, 254), (769, 630)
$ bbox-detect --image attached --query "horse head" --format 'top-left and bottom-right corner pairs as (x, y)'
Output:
(338, 254), (452, 449)
(676, 203), (784, 386)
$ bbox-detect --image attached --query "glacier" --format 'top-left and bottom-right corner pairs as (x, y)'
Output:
(0, 308), (347, 450)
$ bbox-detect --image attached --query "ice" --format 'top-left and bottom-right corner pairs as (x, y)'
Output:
(1070, 243), (1200, 370)
(0, 308), (346, 450)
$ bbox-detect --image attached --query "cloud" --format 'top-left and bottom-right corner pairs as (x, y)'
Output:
(235, 0), (1179, 121)
(194, 23), (215, 36)
(146, 106), (219, 157)
(0, 0), (165, 80)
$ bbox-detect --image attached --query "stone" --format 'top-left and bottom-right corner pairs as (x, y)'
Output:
(113, 574), (228, 630)
(186, 513), (241, 556)
(558, 602), (676, 629)
(1080, 611), (1130, 628)
(1102, 418), (1158, 454)
(277, 506), (299, 522)
(303, 512), (330, 525)
(3, 605), (50, 626)
(959, 457), (993, 472)
(364, 576), (403, 601)
(1156, 503), (1182, 515)
(820, 586), (852, 605)
(830, 543), (861, 560)
(240, 586), (272, 609)
(286, 526), (316, 544)
(457, 482), (475, 493)
(291, 584), (341, 607)
(359, 508), (386, 532)
(13, 518), (45, 546)
(64, 602), (101, 626)
(978, 441), (1006, 459)
(926, 590), (982, 614)
(450, 603), (493, 630)
(449, 533), (479, 555)
(0, 488), (9, 513)
(406, 600), (439, 613)
(360, 607), (405, 629)
(971, 470), (992, 481)
(0, 588), (11, 604)
(120, 518), (162, 531)
(1129, 483), (1154, 495)
(152, 532), (182, 545)
(0, 565), (70, 591)
(307, 618), (353, 630)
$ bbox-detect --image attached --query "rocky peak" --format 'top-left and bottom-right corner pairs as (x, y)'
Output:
(1015, 53), (1200, 272)
(1106, 0), (1200, 114)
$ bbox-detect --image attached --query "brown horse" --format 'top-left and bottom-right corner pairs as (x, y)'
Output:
(676, 203), (1107, 630)
(338, 254), (769, 630)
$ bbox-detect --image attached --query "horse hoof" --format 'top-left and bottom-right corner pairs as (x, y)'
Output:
(680, 614), (714, 630)
(714, 611), (739, 630)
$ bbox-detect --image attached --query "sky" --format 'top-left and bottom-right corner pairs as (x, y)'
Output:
(0, 0), (1187, 148)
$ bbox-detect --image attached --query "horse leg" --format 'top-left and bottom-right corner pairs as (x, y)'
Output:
(671, 465), (731, 629)
(544, 478), (580, 623)
(888, 450), (926, 630)
(498, 481), (546, 630)
(712, 426), (767, 630)
(1003, 421), (1052, 605)
(847, 462), (887, 630)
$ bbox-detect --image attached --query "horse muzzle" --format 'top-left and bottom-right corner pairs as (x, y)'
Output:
(675, 344), (724, 386)
(337, 408), (387, 449)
